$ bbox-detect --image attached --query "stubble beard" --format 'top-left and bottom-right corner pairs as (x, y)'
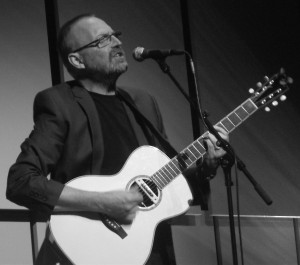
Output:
(85, 59), (128, 91)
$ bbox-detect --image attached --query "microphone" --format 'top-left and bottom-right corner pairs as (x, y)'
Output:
(132, 47), (185, 62)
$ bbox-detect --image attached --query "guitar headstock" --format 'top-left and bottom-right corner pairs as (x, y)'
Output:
(249, 68), (293, 112)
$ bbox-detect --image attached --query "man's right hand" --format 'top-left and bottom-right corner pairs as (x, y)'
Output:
(56, 186), (143, 224)
(96, 189), (143, 224)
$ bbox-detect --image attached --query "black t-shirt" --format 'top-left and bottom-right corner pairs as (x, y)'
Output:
(89, 92), (176, 265)
(89, 92), (139, 175)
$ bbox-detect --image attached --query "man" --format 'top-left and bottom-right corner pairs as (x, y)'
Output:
(6, 14), (228, 264)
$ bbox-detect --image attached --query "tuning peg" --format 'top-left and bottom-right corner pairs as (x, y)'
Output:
(264, 76), (269, 82)
(280, 68), (285, 74)
(265, 106), (271, 112)
(280, 95), (287, 101)
(256, 82), (262, 88)
(249, 88), (255, 94)
(272, 100), (279, 106)
(287, 77), (293, 84)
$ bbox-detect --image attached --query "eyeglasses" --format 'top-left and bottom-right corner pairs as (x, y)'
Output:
(72, 31), (122, 53)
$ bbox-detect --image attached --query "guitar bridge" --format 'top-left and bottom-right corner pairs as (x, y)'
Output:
(99, 214), (127, 239)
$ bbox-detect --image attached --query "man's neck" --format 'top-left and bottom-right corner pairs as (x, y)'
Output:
(79, 78), (117, 95)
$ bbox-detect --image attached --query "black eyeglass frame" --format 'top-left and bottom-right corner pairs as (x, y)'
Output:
(71, 31), (122, 53)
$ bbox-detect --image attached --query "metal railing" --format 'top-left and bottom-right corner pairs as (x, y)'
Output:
(0, 209), (47, 264)
(2, 208), (300, 265)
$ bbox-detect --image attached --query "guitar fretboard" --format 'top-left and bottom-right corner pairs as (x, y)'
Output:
(150, 98), (258, 190)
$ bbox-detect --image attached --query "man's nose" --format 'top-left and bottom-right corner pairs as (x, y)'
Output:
(111, 35), (122, 46)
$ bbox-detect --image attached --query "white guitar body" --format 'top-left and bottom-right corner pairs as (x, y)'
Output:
(50, 146), (193, 265)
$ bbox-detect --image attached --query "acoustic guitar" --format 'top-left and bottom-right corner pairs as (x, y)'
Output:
(50, 69), (292, 264)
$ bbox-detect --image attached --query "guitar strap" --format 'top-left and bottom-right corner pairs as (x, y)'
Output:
(116, 89), (178, 158)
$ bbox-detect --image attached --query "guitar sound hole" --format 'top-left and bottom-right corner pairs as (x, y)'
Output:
(129, 177), (160, 210)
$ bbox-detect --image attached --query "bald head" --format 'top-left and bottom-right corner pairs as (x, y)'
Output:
(57, 14), (127, 84)
(58, 15), (92, 70)
(58, 15), (122, 79)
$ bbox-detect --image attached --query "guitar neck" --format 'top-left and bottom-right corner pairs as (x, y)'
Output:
(150, 98), (258, 190)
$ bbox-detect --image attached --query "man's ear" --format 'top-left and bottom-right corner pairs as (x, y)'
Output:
(68, 53), (85, 69)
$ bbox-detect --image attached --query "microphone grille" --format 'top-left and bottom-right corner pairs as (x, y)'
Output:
(132, 47), (145, 61)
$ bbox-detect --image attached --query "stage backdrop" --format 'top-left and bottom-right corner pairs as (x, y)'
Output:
(0, 0), (299, 264)
(187, 0), (300, 216)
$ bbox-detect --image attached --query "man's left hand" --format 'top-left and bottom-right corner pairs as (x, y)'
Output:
(201, 125), (229, 178)
(204, 125), (229, 160)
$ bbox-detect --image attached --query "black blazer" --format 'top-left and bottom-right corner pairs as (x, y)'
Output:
(6, 81), (169, 215)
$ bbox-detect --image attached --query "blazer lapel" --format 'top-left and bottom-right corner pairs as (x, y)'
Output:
(71, 84), (104, 174)
(117, 88), (151, 146)
(122, 103), (150, 146)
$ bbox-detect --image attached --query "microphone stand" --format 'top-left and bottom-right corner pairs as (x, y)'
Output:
(154, 56), (272, 265)
(202, 113), (239, 265)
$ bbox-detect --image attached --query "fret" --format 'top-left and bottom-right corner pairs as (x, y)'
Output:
(189, 143), (202, 157)
(153, 172), (166, 187)
(153, 173), (165, 187)
(165, 163), (177, 177)
(181, 149), (196, 163)
(243, 99), (257, 114)
(161, 167), (173, 181)
(150, 177), (163, 190)
(185, 147), (198, 160)
(172, 158), (186, 174)
(217, 122), (228, 132)
(179, 151), (194, 167)
(176, 152), (189, 168)
(157, 169), (170, 184)
(228, 112), (242, 126)
(165, 163), (176, 179)
(193, 139), (206, 154)
(234, 111), (243, 121)
(169, 159), (181, 175)
(235, 106), (249, 120)
(220, 118), (235, 132)
(186, 158), (194, 167)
